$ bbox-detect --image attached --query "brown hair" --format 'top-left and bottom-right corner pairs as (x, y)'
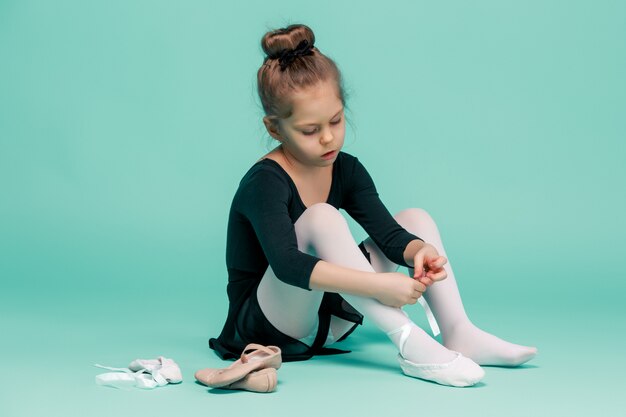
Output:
(257, 24), (352, 138)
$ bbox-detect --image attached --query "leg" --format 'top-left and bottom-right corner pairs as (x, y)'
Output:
(257, 204), (483, 383)
(257, 202), (415, 345)
(393, 208), (538, 366)
(257, 204), (484, 386)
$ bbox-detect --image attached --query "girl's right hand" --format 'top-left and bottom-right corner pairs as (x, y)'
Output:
(374, 272), (426, 308)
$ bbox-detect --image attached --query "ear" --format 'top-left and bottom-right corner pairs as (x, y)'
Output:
(263, 116), (283, 142)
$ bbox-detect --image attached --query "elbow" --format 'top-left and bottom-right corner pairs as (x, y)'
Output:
(270, 264), (312, 291)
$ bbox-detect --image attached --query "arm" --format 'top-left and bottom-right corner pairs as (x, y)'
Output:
(240, 167), (426, 307)
(308, 260), (379, 297)
(403, 238), (426, 267)
(343, 156), (424, 268)
(238, 169), (322, 290)
(309, 259), (427, 308)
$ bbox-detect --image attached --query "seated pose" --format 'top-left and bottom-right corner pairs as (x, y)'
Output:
(209, 23), (537, 387)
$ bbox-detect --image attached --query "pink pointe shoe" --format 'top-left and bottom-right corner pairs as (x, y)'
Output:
(388, 323), (485, 387)
(195, 344), (281, 389)
(222, 368), (278, 393)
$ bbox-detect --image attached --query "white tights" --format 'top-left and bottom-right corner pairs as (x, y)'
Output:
(256, 203), (537, 366)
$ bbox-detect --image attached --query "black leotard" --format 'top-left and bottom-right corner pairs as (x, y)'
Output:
(209, 150), (423, 361)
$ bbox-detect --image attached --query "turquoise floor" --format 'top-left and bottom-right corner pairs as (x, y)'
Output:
(3, 282), (624, 417)
(2, 1), (625, 416)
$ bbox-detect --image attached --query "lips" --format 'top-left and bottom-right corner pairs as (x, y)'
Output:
(322, 150), (335, 157)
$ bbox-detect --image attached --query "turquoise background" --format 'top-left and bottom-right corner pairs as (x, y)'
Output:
(1, 0), (625, 416)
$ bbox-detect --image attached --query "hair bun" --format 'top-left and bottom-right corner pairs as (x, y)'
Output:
(261, 24), (315, 59)
(256, 23), (346, 121)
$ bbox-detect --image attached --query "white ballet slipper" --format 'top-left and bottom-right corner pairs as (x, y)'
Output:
(396, 351), (485, 387)
(128, 356), (183, 384)
(94, 356), (182, 389)
(95, 369), (162, 389)
(388, 323), (485, 387)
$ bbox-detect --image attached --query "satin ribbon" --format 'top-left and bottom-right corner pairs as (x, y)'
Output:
(94, 364), (168, 389)
(418, 297), (441, 337)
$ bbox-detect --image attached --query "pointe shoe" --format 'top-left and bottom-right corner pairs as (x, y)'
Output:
(195, 344), (281, 388)
(222, 368), (278, 393)
(388, 323), (485, 387)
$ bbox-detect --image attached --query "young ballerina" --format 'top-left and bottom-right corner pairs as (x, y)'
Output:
(208, 23), (537, 387)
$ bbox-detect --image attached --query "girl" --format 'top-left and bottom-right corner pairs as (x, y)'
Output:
(209, 24), (537, 387)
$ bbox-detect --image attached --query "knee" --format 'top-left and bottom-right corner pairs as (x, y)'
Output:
(301, 203), (348, 237)
(304, 202), (346, 226)
(394, 207), (436, 235)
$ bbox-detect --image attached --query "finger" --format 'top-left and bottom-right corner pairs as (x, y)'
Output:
(425, 257), (440, 270)
(429, 271), (447, 281)
(426, 264), (446, 275)
(429, 257), (446, 268)
(419, 277), (433, 286)
(414, 281), (426, 292)
(428, 269), (448, 282)
(425, 267), (441, 275)
(413, 252), (425, 278)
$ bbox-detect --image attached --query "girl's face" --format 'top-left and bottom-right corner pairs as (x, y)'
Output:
(265, 79), (345, 168)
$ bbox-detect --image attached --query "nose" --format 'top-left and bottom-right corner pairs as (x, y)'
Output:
(320, 127), (334, 145)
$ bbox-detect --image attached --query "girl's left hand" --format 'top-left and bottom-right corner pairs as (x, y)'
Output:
(412, 243), (448, 287)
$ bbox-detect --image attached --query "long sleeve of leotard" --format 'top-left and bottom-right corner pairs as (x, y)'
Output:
(343, 156), (423, 268)
(237, 168), (321, 291)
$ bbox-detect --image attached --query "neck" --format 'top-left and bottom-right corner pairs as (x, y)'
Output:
(279, 145), (328, 178)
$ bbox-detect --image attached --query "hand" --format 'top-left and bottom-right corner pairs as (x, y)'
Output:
(375, 272), (427, 308)
(412, 243), (448, 288)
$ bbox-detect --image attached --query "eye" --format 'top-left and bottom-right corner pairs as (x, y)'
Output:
(301, 118), (342, 136)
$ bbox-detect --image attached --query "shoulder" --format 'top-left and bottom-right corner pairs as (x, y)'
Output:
(337, 150), (357, 163)
(336, 150), (369, 177)
(336, 150), (361, 173)
(240, 160), (290, 188)
(336, 151), (376, 194)
(233, 160), (292, 205)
